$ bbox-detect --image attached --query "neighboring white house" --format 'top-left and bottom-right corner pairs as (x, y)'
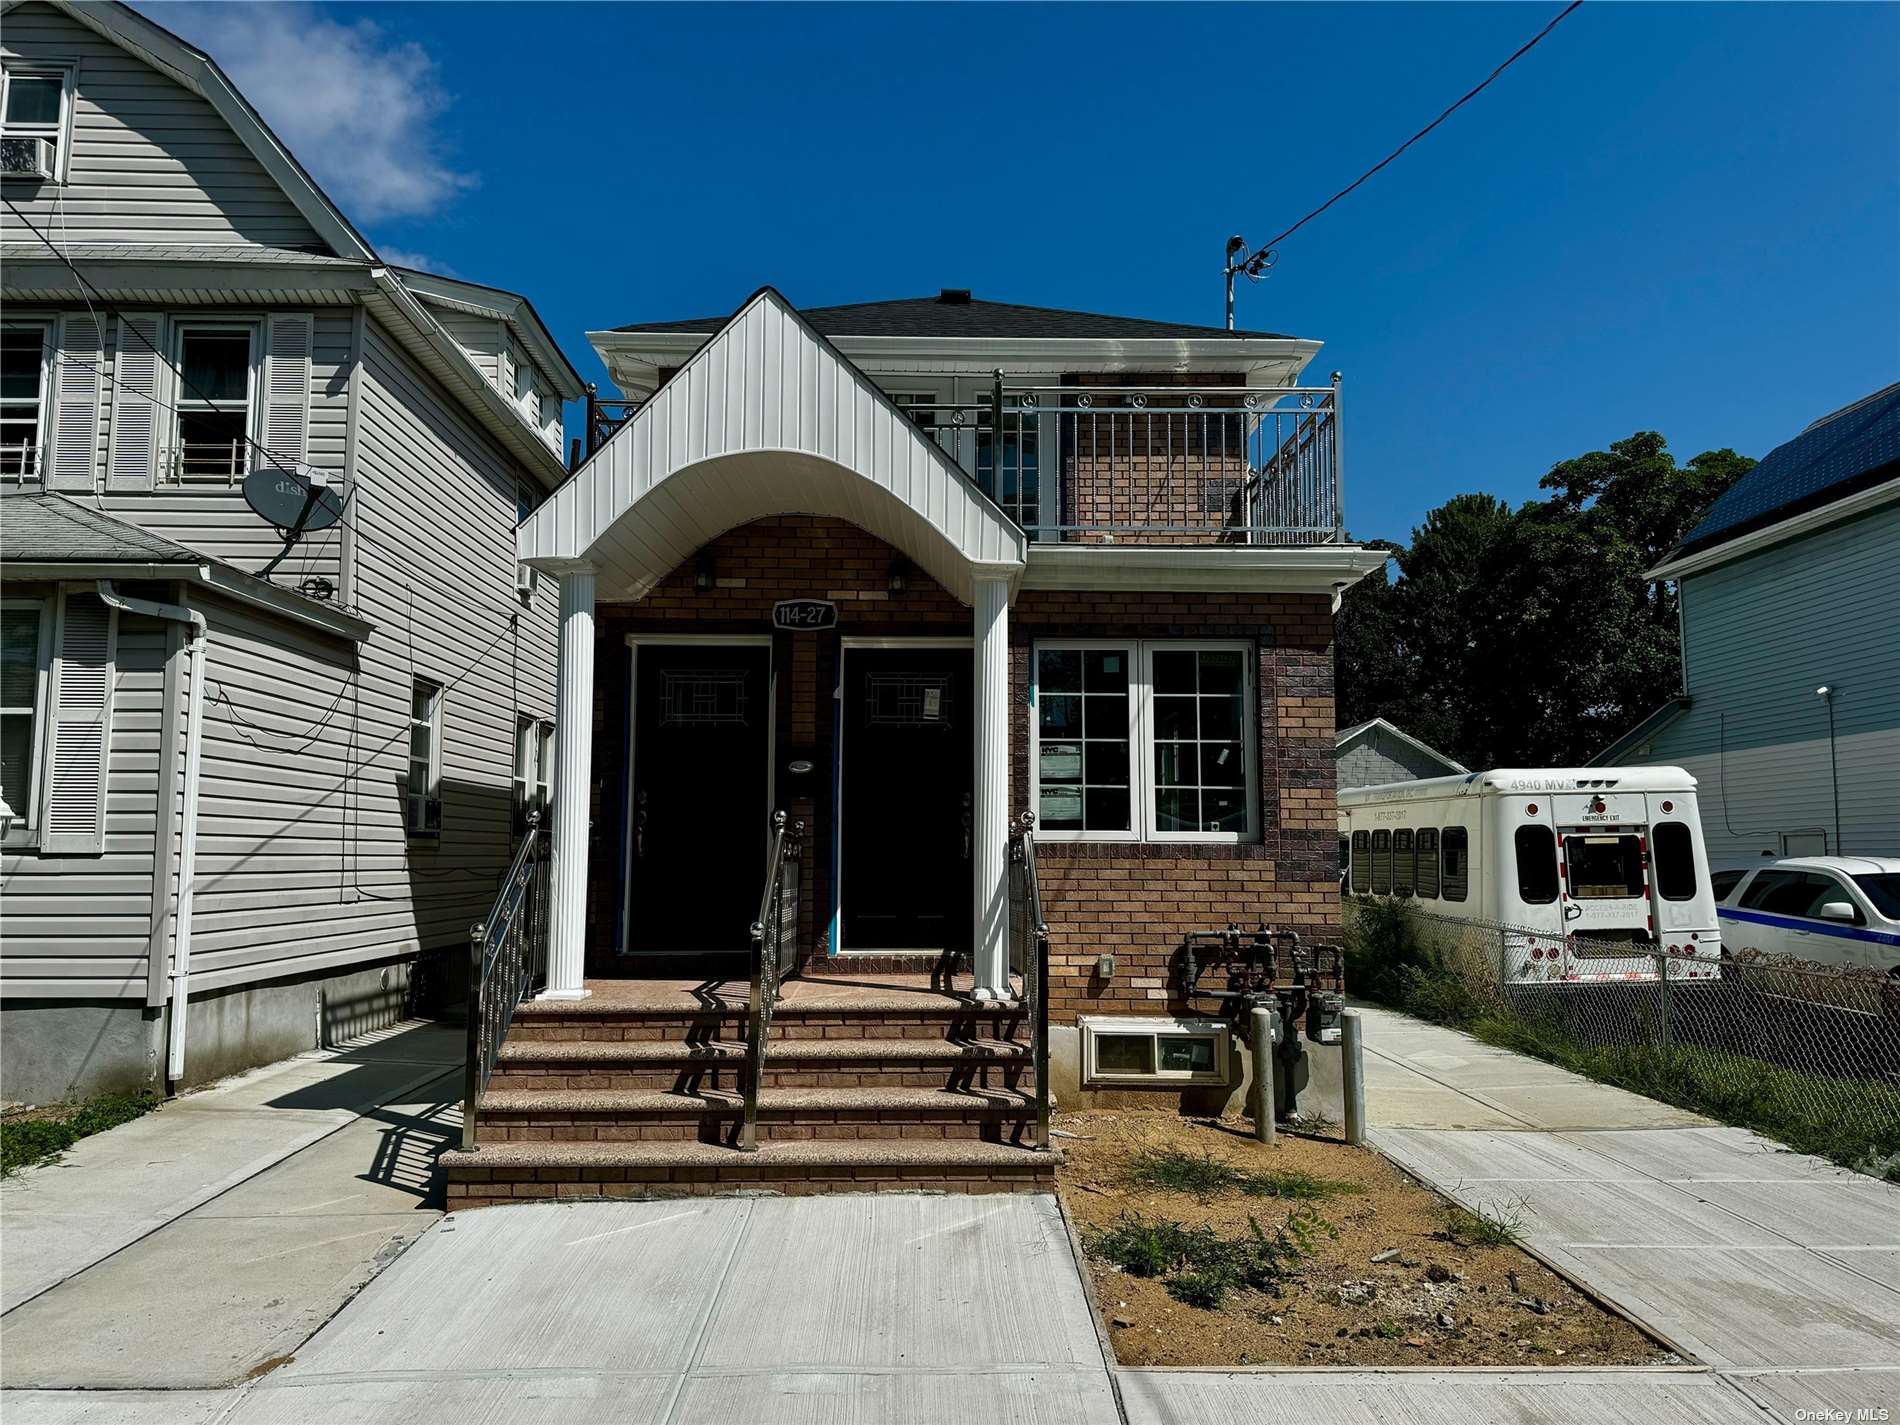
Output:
(0, 0), (584, 1100)
(1335, 716), (1467, 791)
(1594, 382), (1899, 860)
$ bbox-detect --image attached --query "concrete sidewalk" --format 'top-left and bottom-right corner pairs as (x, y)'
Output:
(1358, 1003), (1900, 1420)
(0, 1018), (459, 1330)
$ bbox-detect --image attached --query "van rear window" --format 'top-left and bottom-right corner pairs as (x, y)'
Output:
(1565, 834), (1645, 900)
(1515, 825), (1558, 904)
(1652, 822), (1697, 901)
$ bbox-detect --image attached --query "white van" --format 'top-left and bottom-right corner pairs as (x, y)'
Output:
(1340, 767), (1723, 986)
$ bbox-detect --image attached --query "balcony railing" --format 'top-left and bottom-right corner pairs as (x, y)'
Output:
(584, 375), (1344, 545)
(908, 378), (1342, 545)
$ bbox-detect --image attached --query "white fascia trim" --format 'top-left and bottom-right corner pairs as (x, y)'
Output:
(2, 259), (378, 303)
(1020, 544), (1387, 594)
(399, 271), (587, 398)
(1647, 476), (1900, 581)
(366, 278), (570, 487)
(590, 330), (1323, 396)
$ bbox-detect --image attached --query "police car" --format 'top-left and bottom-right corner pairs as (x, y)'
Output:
(1714, 856), (1900, 976)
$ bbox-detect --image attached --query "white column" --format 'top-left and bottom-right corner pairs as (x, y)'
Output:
(543, 566), (594, 1000)
(970, 575), (1011, 999)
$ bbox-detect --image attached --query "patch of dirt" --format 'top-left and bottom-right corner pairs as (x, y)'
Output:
(1056, 1111), (1672, 1368)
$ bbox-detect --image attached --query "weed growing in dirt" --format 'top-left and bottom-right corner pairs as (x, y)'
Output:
(1, 1089), (157, 1176)
(1087, 1210), (1329, 1310)
(1446, 1202), (1523, 1248)
(1123, 1149), (1361, 1203)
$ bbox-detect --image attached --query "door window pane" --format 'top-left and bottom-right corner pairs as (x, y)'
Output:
(1564, 834), (1645, 899)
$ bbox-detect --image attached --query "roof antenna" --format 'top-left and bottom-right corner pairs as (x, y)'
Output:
(1223, 235), (1275, 330)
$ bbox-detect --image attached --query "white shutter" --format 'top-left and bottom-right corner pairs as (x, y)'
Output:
(108, 314), (165, 489)
(261, 312), (312, 473)
(41, 590), (116, 855)
(47, 314), (103, 492)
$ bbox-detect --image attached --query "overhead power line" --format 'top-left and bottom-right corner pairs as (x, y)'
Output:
(1225, 0), (1584, 315)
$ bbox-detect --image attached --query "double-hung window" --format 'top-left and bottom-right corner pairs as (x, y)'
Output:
(0, 321), (49, 481)
(172, 323), (256, 482)
(1033, 641), (1256, 842)
(0, 599), (50, 830)
(407, 679), (443, 836)
(1, 64), (74, 181)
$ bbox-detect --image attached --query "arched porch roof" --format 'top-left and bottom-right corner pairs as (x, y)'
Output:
(517, 288), (1026, 604)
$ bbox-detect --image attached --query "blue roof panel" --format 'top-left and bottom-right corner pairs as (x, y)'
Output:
(1677, 382), (1900, 556)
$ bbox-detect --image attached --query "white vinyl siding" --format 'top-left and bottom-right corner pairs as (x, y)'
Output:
(1635, 503), (1900, 859)
(0, 3), (324, 251)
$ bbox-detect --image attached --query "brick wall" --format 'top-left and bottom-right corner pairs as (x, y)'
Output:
(1059, 373), (1248, 545)
(1011, 590), (1340, 1023)
(584, 518), (1340, 1018)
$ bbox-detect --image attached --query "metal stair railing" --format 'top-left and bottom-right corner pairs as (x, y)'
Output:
(1009, 812), (1052, 1150)
(741, 811), (803, 1152)
(461, 807), (551, 1151)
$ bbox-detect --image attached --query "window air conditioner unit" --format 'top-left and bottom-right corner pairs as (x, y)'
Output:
(0, 137), (54, 180)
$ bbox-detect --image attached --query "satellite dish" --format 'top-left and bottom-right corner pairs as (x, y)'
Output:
(243, 465), (343, 535)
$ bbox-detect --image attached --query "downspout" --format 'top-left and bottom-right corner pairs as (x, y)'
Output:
(97, 582), (207, 1086)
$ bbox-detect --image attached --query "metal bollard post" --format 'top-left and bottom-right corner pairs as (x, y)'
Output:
(1251, 1006), (1276, 1145)
(1342, 1011), (1366, 1147)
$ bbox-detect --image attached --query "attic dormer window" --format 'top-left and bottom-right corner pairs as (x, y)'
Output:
(1, 64), (75, 182)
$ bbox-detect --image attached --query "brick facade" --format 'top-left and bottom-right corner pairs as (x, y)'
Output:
(584, 516), (1341, 1021)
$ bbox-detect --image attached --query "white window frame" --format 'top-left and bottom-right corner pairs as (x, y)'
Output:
(407, 678), (443, 838)
(1031, 638), (1258, 844)
(168, 318), (260, 484)
(1081, 1015), (1231, 1087)
(513, 714), (552, 820)
(0, 318), (52, 483)
(1, 596), (53, 837)
(1, 62), (76, 183)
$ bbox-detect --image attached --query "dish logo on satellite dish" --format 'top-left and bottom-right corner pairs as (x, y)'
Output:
(243, 464), (343, 534)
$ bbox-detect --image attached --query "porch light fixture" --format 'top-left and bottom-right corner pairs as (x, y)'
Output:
(694, 550), (716, 592)
(887, 557), (911, 595)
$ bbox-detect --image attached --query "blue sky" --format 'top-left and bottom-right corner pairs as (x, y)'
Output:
(155, 2), (1898, 547)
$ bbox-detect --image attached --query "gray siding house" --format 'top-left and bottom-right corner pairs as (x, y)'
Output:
(0, 0), (584, 1100)
(1594, 383), (1900, 860)
(1335, 717), (1467, 791)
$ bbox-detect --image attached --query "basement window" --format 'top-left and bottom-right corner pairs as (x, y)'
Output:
(1081, 1016), (1230, 1086)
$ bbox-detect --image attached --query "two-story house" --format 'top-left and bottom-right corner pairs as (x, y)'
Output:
(444, 287), (1383, 1204)
(0, 0), (583, 1100)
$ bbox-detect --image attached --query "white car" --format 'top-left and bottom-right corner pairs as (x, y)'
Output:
(1714, 856), (1900, 976)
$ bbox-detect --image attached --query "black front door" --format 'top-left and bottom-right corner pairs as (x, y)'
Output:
(839, 646), (973, 952)
(628, 644), (772, 953)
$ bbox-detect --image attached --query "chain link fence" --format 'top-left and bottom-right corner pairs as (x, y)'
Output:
(1346, 901), (1900, 1176)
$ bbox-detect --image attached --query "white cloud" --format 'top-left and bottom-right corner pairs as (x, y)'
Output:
(376, 246), (459, 277)
(152, 2), (476, 223)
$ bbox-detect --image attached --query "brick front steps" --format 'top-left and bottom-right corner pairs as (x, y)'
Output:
(444, 1139), (1055, 1207)
(445, 977), (1054, 1206)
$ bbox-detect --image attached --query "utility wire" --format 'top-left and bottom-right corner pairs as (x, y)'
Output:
(1232, 0), (1583, 270)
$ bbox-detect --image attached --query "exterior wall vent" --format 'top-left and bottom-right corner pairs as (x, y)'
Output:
(937, 288), (972, 305)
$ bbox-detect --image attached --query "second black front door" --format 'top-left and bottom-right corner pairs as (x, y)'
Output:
(627, 643), (772, 953)
(839, 646), (974, 952)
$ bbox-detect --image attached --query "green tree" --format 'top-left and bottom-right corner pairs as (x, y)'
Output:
(1337, 433), (1753, 770)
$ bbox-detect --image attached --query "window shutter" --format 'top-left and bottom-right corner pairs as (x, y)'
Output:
(108, 314), (165, 490)
(48, 314), (103, 492)
(261, 313), (312, 473)
(41, 590), (116, 855)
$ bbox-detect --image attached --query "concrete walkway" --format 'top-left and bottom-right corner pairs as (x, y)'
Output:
(1, 1021), (462, 1393)
(1359, 1003), (1900, 1420)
